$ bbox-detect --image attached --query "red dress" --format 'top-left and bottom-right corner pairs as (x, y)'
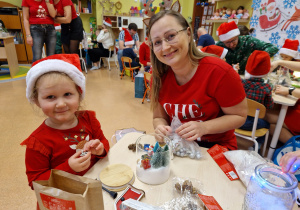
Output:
(159, 57), (246, 150)
(20, 110), (110, 188)
(285, 99), (300, 136)
(22, 0), (54, 25)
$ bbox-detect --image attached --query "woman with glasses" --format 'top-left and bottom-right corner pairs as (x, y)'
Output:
(149, 10), (247, 150)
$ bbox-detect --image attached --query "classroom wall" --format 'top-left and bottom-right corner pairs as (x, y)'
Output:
(1, 0), (21, 7)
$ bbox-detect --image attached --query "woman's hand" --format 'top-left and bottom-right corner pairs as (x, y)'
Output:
(26, 36), (33, 46)
(68, 151), (91, 172)
(155, 125), (172, 137)
(275, 85), (289, 96)
(83, 139), (105, 156)
(280, 151), (300, 173)
(176, 121), (207, 141)
(270, 60), (281, 72)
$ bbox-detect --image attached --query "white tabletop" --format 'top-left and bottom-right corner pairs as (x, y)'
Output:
(272, 93), (298, 106)
(84, 132), (247, 209)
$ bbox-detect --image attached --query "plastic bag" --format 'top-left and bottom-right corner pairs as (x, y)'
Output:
(223, 150), (267, 187)
(169, 116), (202, 160)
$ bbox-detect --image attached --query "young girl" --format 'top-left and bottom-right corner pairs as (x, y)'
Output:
(21, 54), (110, 190)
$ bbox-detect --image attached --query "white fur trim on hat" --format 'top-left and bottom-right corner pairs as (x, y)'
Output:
(279, 48), (298, 58)
(244, 70), (269, 79)
(125, 40), (134, 46)
(220, 48), (228, 59)
(55, 25), (61, 30)
(103, 20), (112, 27)
(26, 59), (85, 103)
(219, 28), (240, 42)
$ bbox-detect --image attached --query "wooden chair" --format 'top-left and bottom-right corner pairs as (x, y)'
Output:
(235, 98), (269, 155)
(142, 71), (152, 104)
(99, 45), (118, 71)
(79, 42), (88, 74)
(120, 56), (140, 82)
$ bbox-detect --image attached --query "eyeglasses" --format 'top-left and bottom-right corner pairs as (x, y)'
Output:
(150, 28), (187, 52)
(223, 36), (238, 46)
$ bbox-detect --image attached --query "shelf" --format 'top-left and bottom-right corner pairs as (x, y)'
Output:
(206, 19), (249, 23)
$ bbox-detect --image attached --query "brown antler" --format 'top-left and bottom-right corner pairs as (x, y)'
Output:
(143, 0), (157, 17)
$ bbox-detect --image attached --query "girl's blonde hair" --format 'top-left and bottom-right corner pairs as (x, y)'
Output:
(31, 72), (82, 103)
(105, 25), (115, 46)
(148, 10), (210, 110)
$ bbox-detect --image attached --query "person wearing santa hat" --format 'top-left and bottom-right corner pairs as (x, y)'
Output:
(239, 51), (273, 147)
(117, 23), (140, 73)
(139, 29), (151, 72)
(216, 21), (278, 75)
(149, 10), (247, 150)
(120, 28), (141, 76)
(88, 17), (115, 70)
(279, 39), (299, 61)
(21, 54), (110, 192)
(200, 45), (228, 60)
(46, 0), (84, 54)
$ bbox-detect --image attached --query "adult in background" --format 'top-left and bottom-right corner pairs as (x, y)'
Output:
(46, 0), (84, 54)
(149, 10), (247, 150)
(216, 21), (278, 75)
(22, 0), (56, 63)
(88, 17), (114, 70)
(196, 27), (215, 50)
(117, 23), (140, 73)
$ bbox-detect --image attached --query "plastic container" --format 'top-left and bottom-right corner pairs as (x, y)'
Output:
(136, 134), (173, 185)
(243, 163), (299, 210)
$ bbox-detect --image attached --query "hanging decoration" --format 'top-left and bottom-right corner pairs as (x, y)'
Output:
(98, 0), (115, 15)
(159, 0), (173, 11)
(250, 0), (300, 55)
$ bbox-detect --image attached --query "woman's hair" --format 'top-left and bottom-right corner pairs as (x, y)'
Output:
(31, 72), (82, 103)
(238, 25), (249, 35)
(148, 10), (209, 109)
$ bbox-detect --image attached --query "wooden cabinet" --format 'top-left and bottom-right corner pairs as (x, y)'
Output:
(0, 2), (32, 63)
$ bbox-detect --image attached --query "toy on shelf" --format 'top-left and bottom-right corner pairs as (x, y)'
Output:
(211, 9), (221, 20)
(230, 9), (237, 19)
(242, 9), (249, 19)
(236, 6), (244, 19)
(222, 8), (231, 19)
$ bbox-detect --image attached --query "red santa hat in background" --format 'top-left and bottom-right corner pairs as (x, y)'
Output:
(54, 23), (61, 30)
(119, 27), (134, 46)
(279, 39), (299, 58)
(217, 21), (240, 42)
(103, 17), (112, 27)
(26, 54), (85, 102)
(200, 45), (228, 59)
(245, 50), (271, 79)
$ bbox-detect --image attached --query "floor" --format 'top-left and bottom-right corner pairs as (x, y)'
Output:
(0, 63), (254, 209)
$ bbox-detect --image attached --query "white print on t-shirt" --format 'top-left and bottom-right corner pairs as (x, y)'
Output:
(163, 103), (204, 120)
(37, 5), (46, 18)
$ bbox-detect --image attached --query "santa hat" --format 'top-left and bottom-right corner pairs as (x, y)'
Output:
(279, 39), (299, 58)
(119, 27), (134, 46)
(200, 45), (228, 59)
(245, 50), (271, 79)
(103, 17), (112, 27)
(54, 23), (61, 30)
(217, 21), (240, 42)
(26, 54), (85, 102)
(267, 0), (276, 7)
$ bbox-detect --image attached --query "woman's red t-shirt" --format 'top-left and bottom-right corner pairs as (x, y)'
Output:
(22, 0), (54, 25)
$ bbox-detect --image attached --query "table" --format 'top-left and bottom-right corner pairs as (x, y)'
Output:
(0, 36), (19, 78)
(266, 93), (298, 159)
(84, 132), (247, 209)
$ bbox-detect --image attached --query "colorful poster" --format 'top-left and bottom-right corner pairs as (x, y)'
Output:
(250, 0), (300, 55)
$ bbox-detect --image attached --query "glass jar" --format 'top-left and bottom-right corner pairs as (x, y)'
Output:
(243, 163), (298, 210)
(136, 134), (173, 185)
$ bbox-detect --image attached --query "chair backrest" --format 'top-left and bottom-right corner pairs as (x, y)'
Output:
(122, 56), (132, 63)
(247, 98), (266, 118)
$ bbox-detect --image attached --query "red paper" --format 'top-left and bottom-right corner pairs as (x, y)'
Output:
(116, 188), (143, 210)
(40, 193), (76, 210)
(198, 195), (223, 210)
(207, 144), (239, 181)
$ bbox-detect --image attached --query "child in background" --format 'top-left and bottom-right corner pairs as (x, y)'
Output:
(200, 45), (240, 71)
(139, 29), (151, 72)
(121, 28), (141, 76)
(278, 39), (299, 76)
(240, 50), (273, 147)
(21, 54), (110, 190)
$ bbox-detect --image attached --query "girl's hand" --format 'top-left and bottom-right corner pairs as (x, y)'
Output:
(176, 121), (207, 141)
(27, 36), (33, 46)
(232, 63), (239, 71)
(275, 85), (289, 96)
(83, 139), (105, 156)
(68, 151), (91, 172)
(280, 151), (300, 173)
(103, 29), (108, 33)
(155, 125), (172, 136)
